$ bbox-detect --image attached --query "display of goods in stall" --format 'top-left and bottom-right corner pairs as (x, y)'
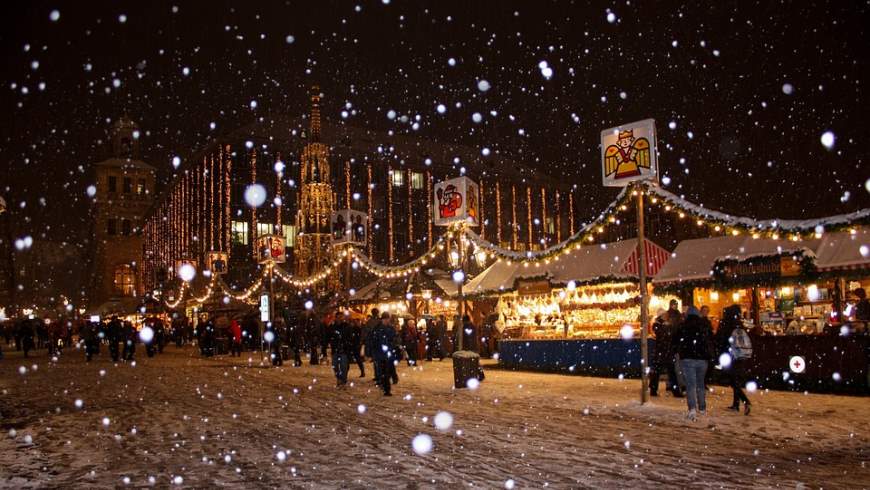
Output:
(495, 284), (679, 340)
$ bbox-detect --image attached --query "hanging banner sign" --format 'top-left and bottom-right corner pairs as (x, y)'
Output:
(331, 209), (368, 245)
(601, 119), (658, 187)
(207, 251), (229, 275)
(256, 234), (286, 264)
(433, 176), (479, 226)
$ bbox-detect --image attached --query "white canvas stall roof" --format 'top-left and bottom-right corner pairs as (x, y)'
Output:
(354, 270), (458, 302)
(653, 235), (818, 284)
(463, 261), (522, 295)
(545, 240), (639, 285)
(814, 229), (870, 270)
(463, 239), (669, 295)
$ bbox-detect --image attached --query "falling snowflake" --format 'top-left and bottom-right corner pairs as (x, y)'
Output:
(411, 434), (433, 455)
(244, 184), (267, 207)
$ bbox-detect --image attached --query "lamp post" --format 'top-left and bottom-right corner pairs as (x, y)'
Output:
(452, 225), (468, 351)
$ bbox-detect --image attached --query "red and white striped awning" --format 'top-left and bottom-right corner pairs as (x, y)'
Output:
(623, 239), (671, 278)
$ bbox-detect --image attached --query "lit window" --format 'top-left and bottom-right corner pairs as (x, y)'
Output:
(137, 179), (146, 195)
(390, 170), (404, 187)
(231, 221), (249, 245)
(411, 172), (424, 189)
(283, 225), (297, 248)
(113, 264), (135, 296)
(257, 223), (274, 237)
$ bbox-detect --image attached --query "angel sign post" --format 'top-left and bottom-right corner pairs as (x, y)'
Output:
(601, 118), (658, 405)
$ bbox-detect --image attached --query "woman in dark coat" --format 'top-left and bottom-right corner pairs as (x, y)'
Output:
(674, 306), (714, 421)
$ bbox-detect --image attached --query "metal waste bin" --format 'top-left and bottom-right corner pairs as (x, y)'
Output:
(452, 350), (481, 389)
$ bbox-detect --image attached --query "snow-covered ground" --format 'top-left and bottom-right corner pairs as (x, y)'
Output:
(0, 345), (867, 488)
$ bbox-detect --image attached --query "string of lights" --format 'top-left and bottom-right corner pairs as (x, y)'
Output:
(640, 182), (870, 240)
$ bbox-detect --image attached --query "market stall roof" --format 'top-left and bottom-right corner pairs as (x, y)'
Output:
(653, 235), (819, 285)
(464, 238), (670, 296)
(88, 297), (142, 317)
(814, 228), (870, 271)
(352, 268), (457, 303)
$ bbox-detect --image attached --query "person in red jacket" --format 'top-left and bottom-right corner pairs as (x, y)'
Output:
(230, 319), (243, 357)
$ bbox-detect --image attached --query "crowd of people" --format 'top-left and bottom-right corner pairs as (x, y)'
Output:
(650, 299), (757, 421)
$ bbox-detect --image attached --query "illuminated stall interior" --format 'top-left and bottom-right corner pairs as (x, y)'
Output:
(654, 229), (870, 335)
(464, 238), (676, 339)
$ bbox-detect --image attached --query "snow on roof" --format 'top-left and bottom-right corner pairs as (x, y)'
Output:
(545, 240), (639, 285)
(645, 184), (870, 231)
(653, 235), (818, 284)
(814, 229), (870, 270)
(463, 239), (664, 295)
(463, 261), (522, 295)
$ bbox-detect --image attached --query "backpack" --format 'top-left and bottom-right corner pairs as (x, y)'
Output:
(730, 327), (753, 360)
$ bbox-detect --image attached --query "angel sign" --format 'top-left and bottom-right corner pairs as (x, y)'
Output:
(601, 119), (657, 187)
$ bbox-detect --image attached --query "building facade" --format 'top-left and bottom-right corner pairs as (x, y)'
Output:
(88, 118), (156, 307)
(141, 89), (577, 294)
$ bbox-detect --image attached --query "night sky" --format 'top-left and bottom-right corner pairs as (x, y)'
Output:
(2, 0), (869, 251)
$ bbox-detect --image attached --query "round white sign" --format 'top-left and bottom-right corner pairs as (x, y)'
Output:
(789, 355), (806, 374)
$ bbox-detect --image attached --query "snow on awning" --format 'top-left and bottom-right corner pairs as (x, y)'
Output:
(653, 235), (818, 285)
(463, 238), (670, 295)
(814, 229), (870, 271)
(463, 261), (522, 295)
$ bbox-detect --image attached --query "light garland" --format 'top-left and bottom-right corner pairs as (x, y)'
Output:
(511, 184), (518, 249)
(426, 170), (433, 250)
(387, 165), (394, 263)
(555, 189), (562, 243)
(480, 180), (486, 241)
(569, 189), (575, 236)
(495, 181), (502, 245)
(367, 163), (374, 256)
(276, 152), (284, 230)
(348, 238), (444, 279)
(526, 185), (533, 249)
(250, 149), (257, 254)
(407, 168), (413, 254)
(460, 186), (632, 264)
(224, 144), (232, 254)
(540, 187), (547, 246)
(641, 181), (870, 241)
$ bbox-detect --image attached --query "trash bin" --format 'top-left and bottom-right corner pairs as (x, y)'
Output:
(452, 350), (481, 389)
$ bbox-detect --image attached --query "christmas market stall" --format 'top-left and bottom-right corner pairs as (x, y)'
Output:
(653, 231), (870, 393)
(463, 238), (676, 376)
(351, 268), (460, 326)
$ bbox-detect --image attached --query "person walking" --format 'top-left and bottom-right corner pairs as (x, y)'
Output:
(106, 316), (123, 362)
(283, 309), (304, 367)
(348, 318), (365, 377)
(230, 318), (243, 357)
(267, 320), (285, 366)
(363, 309), (380, 383)
(372, 312), (398, 396)
(716, 304), (753, 415)
(80, 320), (99, 362)
(401, 318), (420, 366)
(327, 319), (350, 386)
(650, 309), (681, 397)
(154, 317), (166, 354)
(123, 320), (137, 360)
(675, 305), (714, 421)
(302, 311), (321, 365)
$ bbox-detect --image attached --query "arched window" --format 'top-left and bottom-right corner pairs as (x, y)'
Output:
(113, 264), (135, 296)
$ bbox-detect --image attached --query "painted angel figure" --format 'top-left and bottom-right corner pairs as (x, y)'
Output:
(604, 129), (651, 180)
